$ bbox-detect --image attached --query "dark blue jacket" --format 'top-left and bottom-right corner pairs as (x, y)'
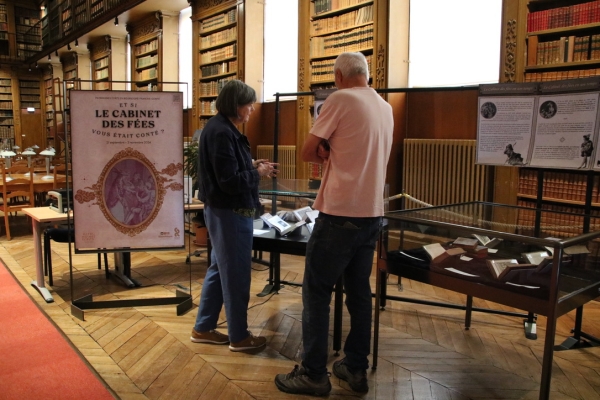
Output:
(197, 112), (260, 209)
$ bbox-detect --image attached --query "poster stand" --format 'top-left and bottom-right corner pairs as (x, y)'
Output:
(61, 79), (193, 321)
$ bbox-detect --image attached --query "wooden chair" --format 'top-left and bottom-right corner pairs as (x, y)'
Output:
(1, 165), (35, 240)
(53, 163), (72, 190)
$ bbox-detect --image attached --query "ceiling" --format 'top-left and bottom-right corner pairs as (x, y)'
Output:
(50, 0), (190, 60)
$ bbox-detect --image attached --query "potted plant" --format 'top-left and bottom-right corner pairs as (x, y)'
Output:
(183, 141), (207, 245)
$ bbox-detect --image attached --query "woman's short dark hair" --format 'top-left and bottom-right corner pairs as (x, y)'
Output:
(216, 80), (257, 118)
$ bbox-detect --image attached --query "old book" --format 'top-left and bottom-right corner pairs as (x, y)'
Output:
(466, 245), (489, 258)
(487, 259), (536, 280)
(423, 243), (446, 260)
(292, 206), (313, 222)
(522, 251), (550, 265)
(472, 234), (503, 248)
(267, 214), (305, 236)
(430, 247), (466, 264)
(452, 237), (478, 251)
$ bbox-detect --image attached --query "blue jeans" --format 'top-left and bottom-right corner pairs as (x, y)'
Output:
(301, 213), (381, 379)
(193, 205), (253, 343)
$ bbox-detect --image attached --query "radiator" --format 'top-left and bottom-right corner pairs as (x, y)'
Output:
(256, 145), (296, 179)
(403, 139), (488, 208)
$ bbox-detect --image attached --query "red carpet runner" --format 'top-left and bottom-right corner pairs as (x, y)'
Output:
(0, 261), (115, 400)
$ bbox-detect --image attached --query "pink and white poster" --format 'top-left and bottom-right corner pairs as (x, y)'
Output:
(70, 90), (184, 251)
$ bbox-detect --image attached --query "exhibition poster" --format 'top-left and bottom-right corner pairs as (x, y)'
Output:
(476, 78), (600, 170)
(70, 90), (185, 251)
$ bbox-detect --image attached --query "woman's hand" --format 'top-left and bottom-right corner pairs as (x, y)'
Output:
(256, 161), (279, 178)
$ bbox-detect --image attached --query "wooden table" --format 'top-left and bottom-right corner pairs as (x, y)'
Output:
(22, 207), (69, 303)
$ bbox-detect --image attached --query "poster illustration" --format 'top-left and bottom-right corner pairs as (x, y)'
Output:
(70, 90), (184, 251)
(529, 92), (599, 169)
(476, 96), (535, 166)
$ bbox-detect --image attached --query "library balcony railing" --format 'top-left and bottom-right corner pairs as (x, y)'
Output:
(24, 0), (145, 65)
(0, 32), (42, 63)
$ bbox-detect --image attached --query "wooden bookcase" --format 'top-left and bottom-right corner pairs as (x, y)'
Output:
(0, 3), (9, 57)
(192, 0), (244, 130)
(128, 11), (178, 93)
(14, 4), (41, 60)
(89, 35), (111, 90)
(0, 71), (14, 143)
(43, 63), (63, 151)
(296, 0), (388, 179)
(498, 0), (600, 225)
(19, 78), (40, 109)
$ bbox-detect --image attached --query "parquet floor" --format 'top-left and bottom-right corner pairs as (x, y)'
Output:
(2, 213), (600, 399)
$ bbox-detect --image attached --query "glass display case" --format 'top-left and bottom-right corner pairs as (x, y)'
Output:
(375, 201), (600, 400)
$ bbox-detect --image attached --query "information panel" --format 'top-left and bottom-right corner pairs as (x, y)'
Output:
(477, 78), (600, 170)
(70, 90), (184, 251)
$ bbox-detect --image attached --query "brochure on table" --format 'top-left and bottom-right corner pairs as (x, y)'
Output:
(476, 78), (600, 170)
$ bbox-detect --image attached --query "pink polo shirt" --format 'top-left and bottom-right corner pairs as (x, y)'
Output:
(310, 87), (393, 217)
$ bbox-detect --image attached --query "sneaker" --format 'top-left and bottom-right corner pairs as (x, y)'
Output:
(274, 365), (332, 396)
(333, 358), (368, 393)
(190, 329), (229, 344)
(229, 331), (266, 351)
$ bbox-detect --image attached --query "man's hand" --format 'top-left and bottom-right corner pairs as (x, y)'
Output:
(256, 160), (280, 178)
(317, 140), (330, 162)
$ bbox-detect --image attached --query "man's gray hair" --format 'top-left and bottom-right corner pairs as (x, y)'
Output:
(334, 52), (369, 79)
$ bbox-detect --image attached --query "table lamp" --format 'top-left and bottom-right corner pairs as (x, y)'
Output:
(1, 148), (16, 181)
(21, 148), (36, 175)
(39, 147), (56, 181)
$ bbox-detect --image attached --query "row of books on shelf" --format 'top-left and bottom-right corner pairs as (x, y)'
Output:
(200, 60), (237, 78)
(313, 0), (371, 15)
(18, 42), (42, 51)
(311, 4), (373, 36)
(45, 104), (53, 112)
(135, 39), (158, 55)
(64, 70), (77, 80)
(95, 81), (110, 90)
(309, 25), (373, 58)
(199, 100), (216, 115)
(533, 35), (600, 66)
(15, 6), (40, 19)
(524, 68), (600, 82)
(0, 87), (9, 94)
(90, 2), (104, 17)
(517, 199), (600, 238)
(20, 95), (39, 102)
(0, 94), (11, 101)
(0, 117), (13, 124)
(94, 68), (109, 80)
(0, 22), (7, 32)
(0, 125), (14, 137)
(0, 79), (10, 86)
(518, 170), (599, 203)
(94, 57), (109, 70)
(20, 88), (38, 95)
(136, 54), (158, 69)
(0, 101), (12, 109)
(62, 10), (72, 21)
(0, 13), (5, 23)
(527, 1), (600, 33)
(137, 67), (157, 81)
(200, 76), (235, 97)
(136, 84), (158, 92)
(200, 10), (236, 33)
(311, 54), (372, 82)
(200, 44), (237, 64)
(21, 101), (39, 108)
(200, 27), (237, 49)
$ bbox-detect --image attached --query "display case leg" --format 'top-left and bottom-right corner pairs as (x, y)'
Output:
(524, 313), (537, 340)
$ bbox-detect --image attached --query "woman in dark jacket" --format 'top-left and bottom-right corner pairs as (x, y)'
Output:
(191, 80), (276, 351)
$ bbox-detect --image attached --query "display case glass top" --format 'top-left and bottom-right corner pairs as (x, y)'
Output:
(258, 179), (319, 198)
(383, 201), (600, 314)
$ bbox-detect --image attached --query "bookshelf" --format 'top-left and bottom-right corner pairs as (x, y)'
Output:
(523, 0), (600, 82)
(495, 1), (600, 223)
(194, 1), (242, 130)
(0, 73), (14, 142)
(19, 78), (40, 109)
(128, 11), (178, 93)
(43, 63), (63, 151)
(0, 3), (9, 56)
(60, 0), (72, 37)
(90, 35), (111, 91)
(296, 0), (388, 180)
(14, 5), (41, 60)
(61, 52), (78, 95)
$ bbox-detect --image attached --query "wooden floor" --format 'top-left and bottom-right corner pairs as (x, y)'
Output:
(2, 213), (600, 400)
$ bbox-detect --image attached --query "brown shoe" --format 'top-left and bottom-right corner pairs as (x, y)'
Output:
(229, 331), (266, 352)
(190, 329), (229, 344)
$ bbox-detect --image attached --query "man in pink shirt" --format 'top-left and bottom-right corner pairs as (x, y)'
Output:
(275, 52), (393, 396)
